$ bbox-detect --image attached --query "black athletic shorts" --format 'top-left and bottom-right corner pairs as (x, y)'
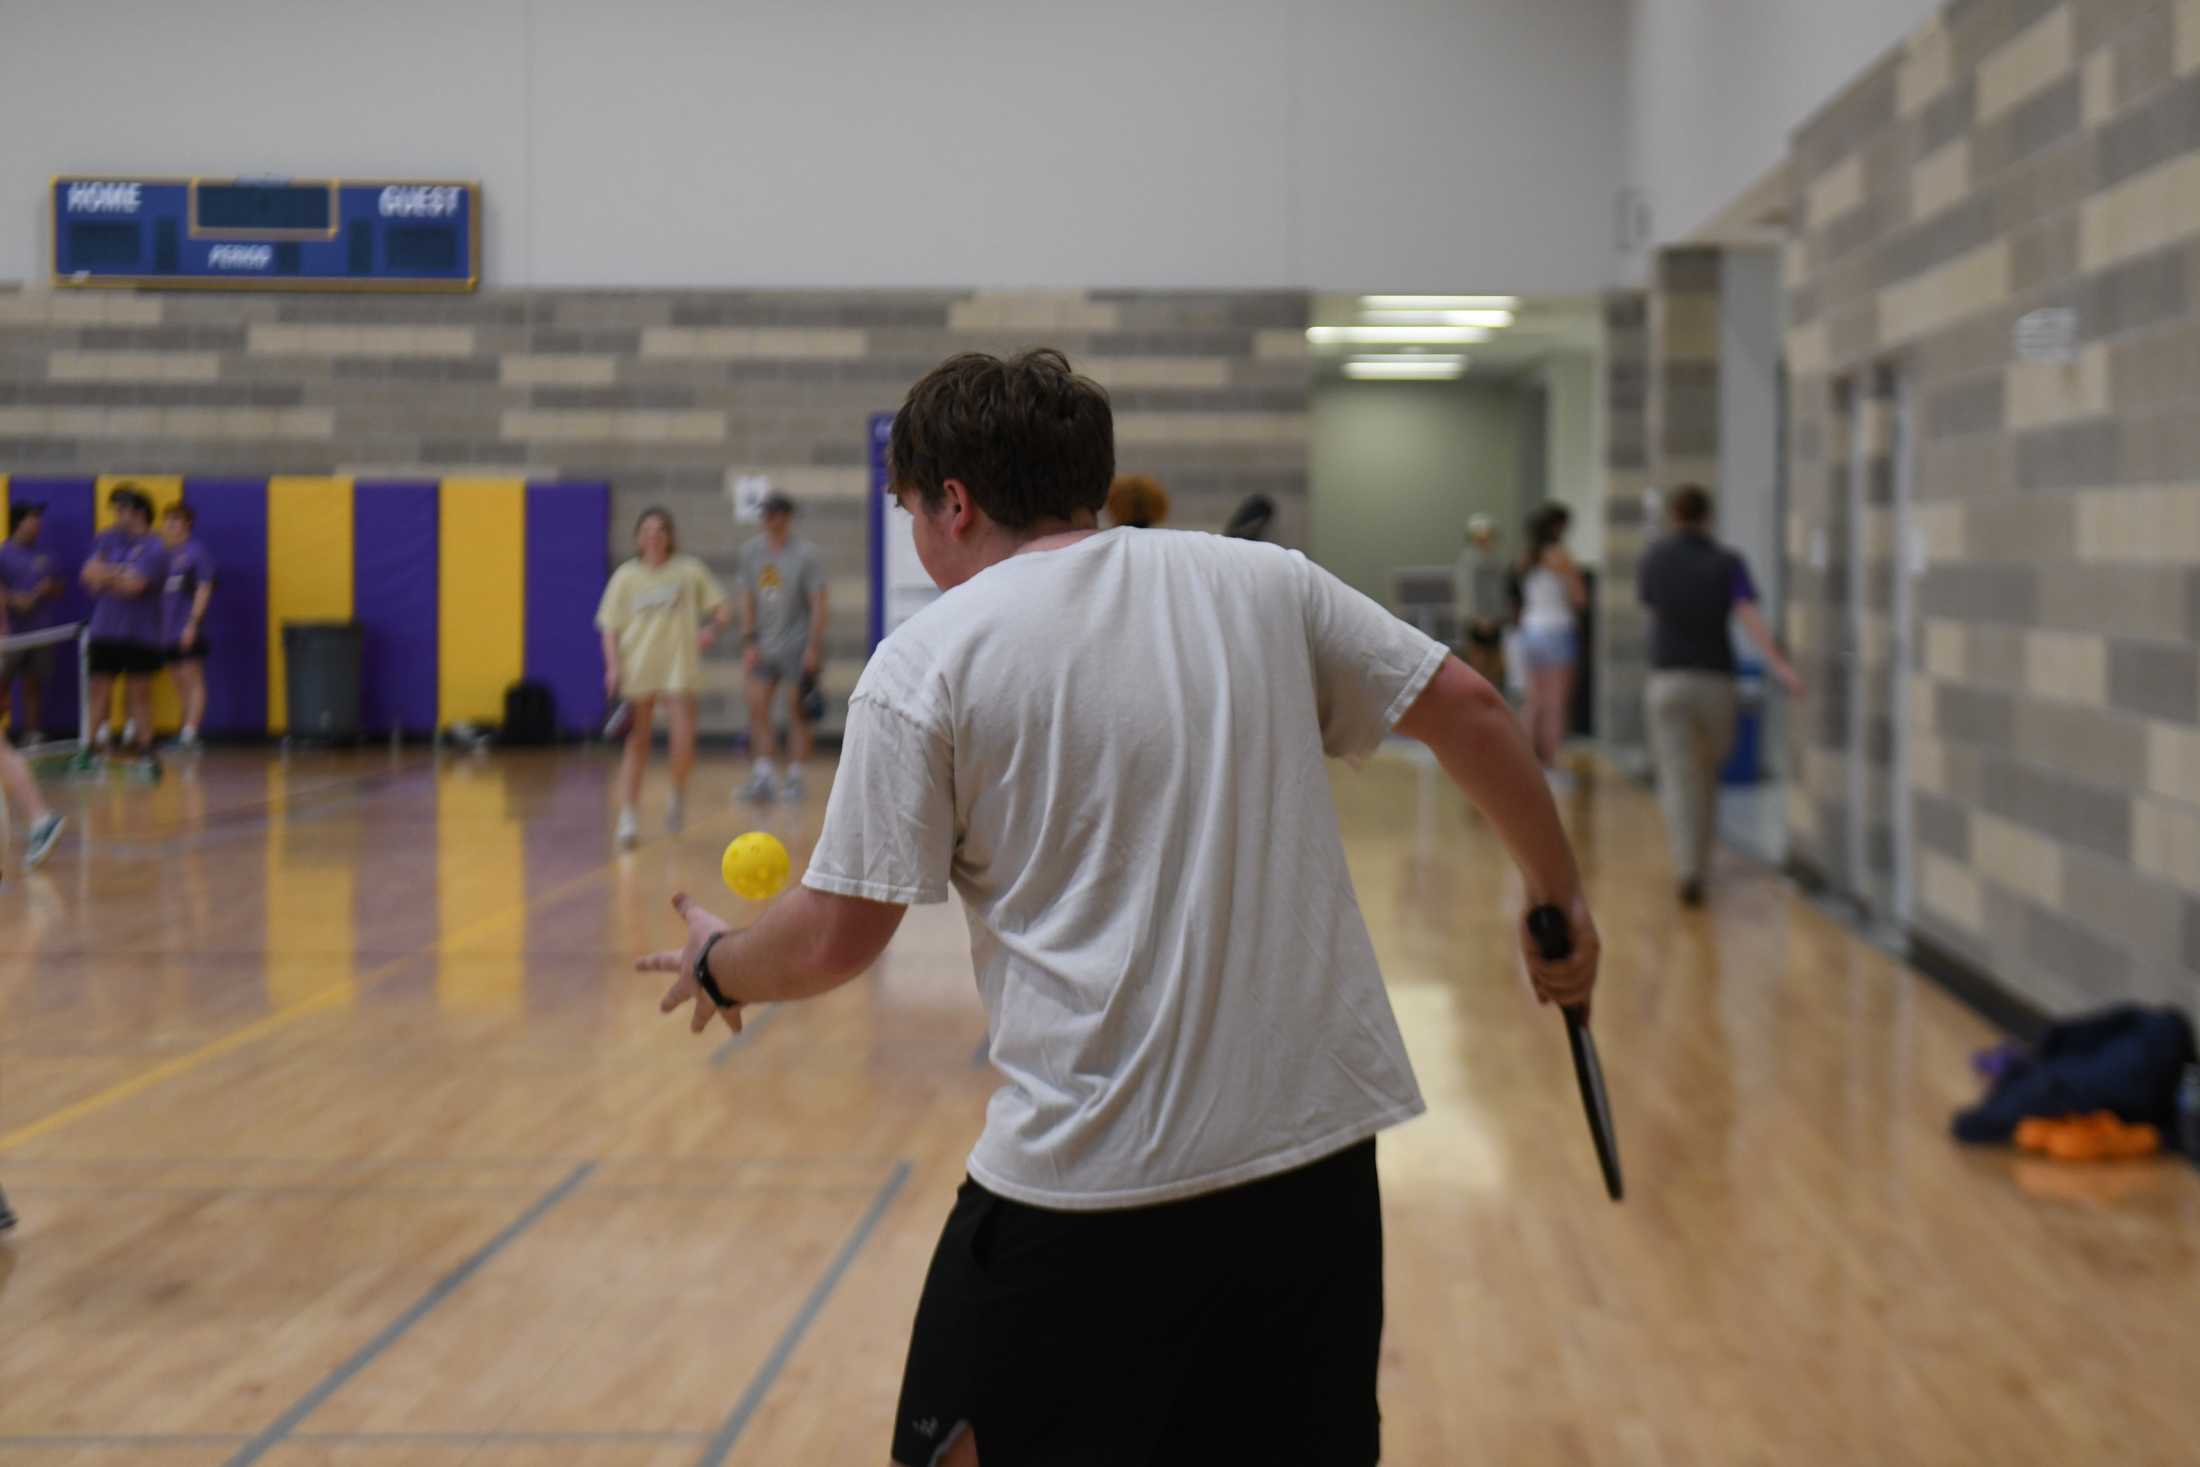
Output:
(87, 639), (164, 677)
(892, 1139), (1383, 1467)
(164, 639), (210, 664)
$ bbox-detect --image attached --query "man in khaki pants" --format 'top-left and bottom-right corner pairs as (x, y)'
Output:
(1637, 486), (1802, 907)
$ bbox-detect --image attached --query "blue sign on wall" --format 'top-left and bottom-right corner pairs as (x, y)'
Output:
(52, 177), (479, 291)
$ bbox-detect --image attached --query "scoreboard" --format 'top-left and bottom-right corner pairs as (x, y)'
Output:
(52, 177), (479, 291)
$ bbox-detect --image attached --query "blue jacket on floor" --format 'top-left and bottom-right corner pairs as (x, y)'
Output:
(1952, 1005), (2197, 1148)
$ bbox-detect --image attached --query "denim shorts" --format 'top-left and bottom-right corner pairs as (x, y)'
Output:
(1519, 623), (1577, 669)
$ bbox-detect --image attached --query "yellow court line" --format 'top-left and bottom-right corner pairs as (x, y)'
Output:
(0, 862), (618, 1154)
(0, 989), (350, 1152)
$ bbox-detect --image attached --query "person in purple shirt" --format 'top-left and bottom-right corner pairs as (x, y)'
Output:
(158, 504), (216, 750)
(0, 502), (65, 744)
(81, 485), (170, 778)
(0, 582), (66, 881)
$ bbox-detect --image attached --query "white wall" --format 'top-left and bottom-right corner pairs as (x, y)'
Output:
(1535, 352), (1604, 567)
(1309, 376), (1523, 605)
(1626, 0), (1941, 260)
(0, 0), (1628, 292)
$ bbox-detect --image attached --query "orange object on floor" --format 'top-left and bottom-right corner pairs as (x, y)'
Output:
(2015, 1111), (2161, 1161)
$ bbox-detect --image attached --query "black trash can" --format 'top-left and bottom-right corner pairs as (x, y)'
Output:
(283, 621), (362, 741)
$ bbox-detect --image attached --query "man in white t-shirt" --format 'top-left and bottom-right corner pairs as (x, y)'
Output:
(638, 349), (1600, 1466)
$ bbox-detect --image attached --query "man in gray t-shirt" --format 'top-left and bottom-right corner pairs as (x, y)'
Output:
(736, 493), (827, 802)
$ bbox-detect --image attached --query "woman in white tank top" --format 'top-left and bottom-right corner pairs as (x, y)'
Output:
(1515, 505), (1587, 770)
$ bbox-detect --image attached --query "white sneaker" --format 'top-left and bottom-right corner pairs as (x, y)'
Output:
(122, 719), (140, 746)
(665, 795), (685, 835)
(23, 815), (65, 871)
(615, 807), (640, 849)
(778, 770), (805, 803)
(741, 767), (777, 803)
(92, 723), (113, 751)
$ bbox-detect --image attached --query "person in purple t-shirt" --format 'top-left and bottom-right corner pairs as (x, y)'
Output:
(158, 504), (216, 750)
(0, 501), (64, 744)
(81, 485), (170, 778)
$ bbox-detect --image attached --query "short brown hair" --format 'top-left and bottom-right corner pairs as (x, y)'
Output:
(163, 503), (196, 528)
(634, 506), (678, 552)
(1669, 484), (1713, 526)
(1106, 474), (1170, 529)
(889, 350), (1115, 531)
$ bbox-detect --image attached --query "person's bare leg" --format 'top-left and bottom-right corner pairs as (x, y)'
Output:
(790, 690), (813, 768)
(620, 695), (658, 811)
(1549, 662), (1577, 763)
(891, 1427), (978, 1467)
(667, 695), (697, 798)
(126, 677), (155, 754)
(86, 674), (115, 745)
(0, 740), (52, 826)
(20, 671), (41, 739)
(1524, 666), (1556, 765)
(747, 675), (779, 768)
(176, 662), (207, 734)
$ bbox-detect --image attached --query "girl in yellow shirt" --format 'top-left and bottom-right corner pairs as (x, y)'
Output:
(596, 508), (731, 847)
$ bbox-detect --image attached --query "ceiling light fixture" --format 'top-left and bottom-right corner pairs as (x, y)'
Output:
(1360, 309), (1514, 328)
(1349, 353), (1465, 367)
(1343, 359), (1467, 380)
(1358, 294), (1519, 310)
(1307, 325), (1489, 346)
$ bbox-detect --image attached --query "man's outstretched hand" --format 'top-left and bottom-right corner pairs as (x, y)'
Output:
(636, 892), (742, 1036)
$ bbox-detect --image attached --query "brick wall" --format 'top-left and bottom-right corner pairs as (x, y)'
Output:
(0, 287), (1310, 733)
(1599, 290), (1651, 754)
(1784, 0), (2200, 1014)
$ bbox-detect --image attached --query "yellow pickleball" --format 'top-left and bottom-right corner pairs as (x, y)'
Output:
(722, 831), (791, 900)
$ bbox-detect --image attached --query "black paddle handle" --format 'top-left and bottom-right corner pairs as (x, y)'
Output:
(1525, 905), (1588, 1027)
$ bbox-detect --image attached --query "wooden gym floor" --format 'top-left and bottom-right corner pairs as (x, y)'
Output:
(1, 748), (2196, 1465)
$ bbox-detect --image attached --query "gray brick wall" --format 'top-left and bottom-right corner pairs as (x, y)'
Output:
(0, 286), (1310, 734)
(1599, 250), (1725, 766)
(1599, 290), (1650, 754)
(1785, 0), (2200, 1016)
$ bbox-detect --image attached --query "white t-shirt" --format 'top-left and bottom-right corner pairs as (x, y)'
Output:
(1521, 566), (1574, 632)
(804, 527), (1447, 1211)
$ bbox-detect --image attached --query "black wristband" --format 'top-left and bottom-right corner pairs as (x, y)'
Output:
(693, 931), (739, 1009)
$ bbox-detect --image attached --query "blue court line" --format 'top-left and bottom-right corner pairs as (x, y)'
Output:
(219, 1160), (597, 1467)
(694, 1159), (914, 1467)
(709, 1002), (781, 1067)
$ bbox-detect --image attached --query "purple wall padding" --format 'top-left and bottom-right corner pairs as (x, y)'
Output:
(353, 481), (440, 736)
(9, 477), (96, 735)
(522, 481), (610, 735)
(181, 477), (269, 735)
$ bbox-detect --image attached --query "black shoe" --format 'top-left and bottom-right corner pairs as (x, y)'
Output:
(1679, 879), (1706, 908)
(0, 1186), (17, 1235)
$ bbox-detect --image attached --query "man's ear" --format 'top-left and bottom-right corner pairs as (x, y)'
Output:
(940, 478), (978, 540)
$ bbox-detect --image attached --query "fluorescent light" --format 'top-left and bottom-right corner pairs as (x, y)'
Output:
(1361, 309), (1514, 328)
(1344, 359), (1467, 380)
(1307, 325), (1490, 346)
(1349, 353), (1465, 367)
(1359, 294), (1519, 310)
